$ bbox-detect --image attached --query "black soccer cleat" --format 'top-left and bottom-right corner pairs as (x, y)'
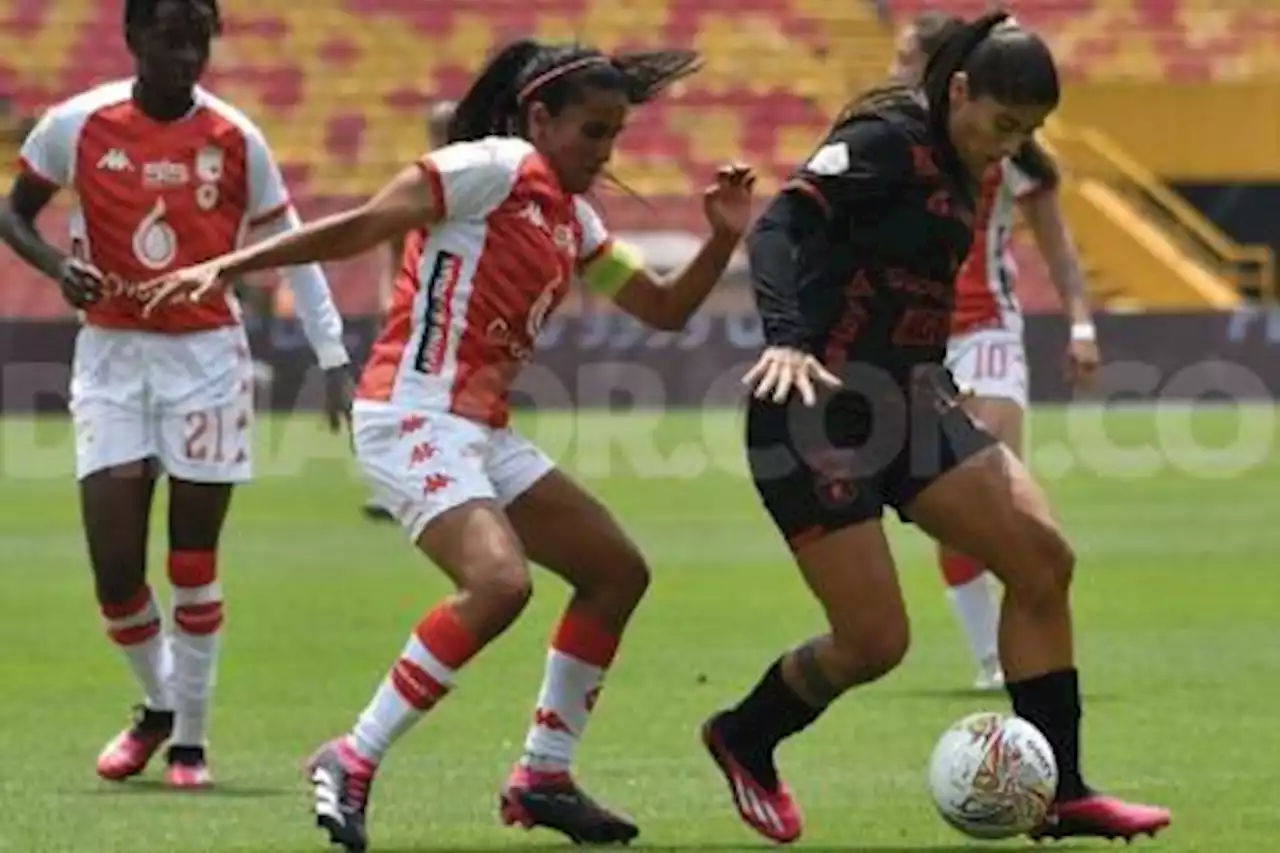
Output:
(499, 765), (639, 845)
(308, 738), (376, 852)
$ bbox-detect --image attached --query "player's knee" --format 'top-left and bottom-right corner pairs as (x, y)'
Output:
(469, 560), (534, 626)
(1002, 522), (1075, 615)
(830, 616), (910, 685)
(607, 544), (651, 608)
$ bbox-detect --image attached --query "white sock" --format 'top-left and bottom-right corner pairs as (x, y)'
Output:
(350, 628), (456, 764)
(103, 586), (172, 710)
(170, 580), (224, 747)
(948, 572), (1001, 668)
(522, 650), (606, 773)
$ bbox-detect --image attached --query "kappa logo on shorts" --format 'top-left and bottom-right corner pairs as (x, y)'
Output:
(422, 472), (455, 496)
(408, 441), (438, 467)
(399, 414), (428, 437)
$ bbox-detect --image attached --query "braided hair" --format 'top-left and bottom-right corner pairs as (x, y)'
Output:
(125, 0), (222, 33)
(449, 39), (701, 144)
(832, 12), (1057, 137)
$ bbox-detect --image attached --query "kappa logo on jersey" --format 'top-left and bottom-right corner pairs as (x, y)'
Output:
(806, 142), (850, 176)
(97, 148), (133, 172)
(133, 198), (179, 271)
(517, 201), (549, 232)
(415, 251), (464, 374)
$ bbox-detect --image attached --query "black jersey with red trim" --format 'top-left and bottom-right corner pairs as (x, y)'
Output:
(747, 91), (979, 386)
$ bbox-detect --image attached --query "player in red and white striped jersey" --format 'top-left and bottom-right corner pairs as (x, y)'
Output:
(144, 39), (754, 851)
(892, 12), (1099, 691)
(0, 0), (352, 789)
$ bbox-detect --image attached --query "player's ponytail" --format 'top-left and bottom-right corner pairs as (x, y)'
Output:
(921, 11), (1010, 138)
(924, 11), (1060, 138)
(449, 39), (545, 143)
(450, 39), (700, 145)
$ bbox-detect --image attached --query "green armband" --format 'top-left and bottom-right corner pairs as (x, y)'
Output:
(580, 240), (644, 296)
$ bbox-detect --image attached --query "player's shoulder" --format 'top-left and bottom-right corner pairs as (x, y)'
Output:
(193, 86), (270, 144)
(36, 79), (134, 128)
(432, 135), (536, 172)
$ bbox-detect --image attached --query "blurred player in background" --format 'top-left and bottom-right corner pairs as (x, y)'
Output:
(891, 11), (1099, 692)
(363, 98), (457, 523)
(707, 12), (1168, 844)
(143, 39), (754, 851)
(0, 0), (351, 788)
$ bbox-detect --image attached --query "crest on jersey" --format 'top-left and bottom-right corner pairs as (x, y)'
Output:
(805, 142), (850, 176)
(133, 198), (179, 271)
(196, 146), (224, 183)
(196, 183), (219, 211)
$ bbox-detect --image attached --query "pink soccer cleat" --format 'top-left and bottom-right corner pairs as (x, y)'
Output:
(165, 746), (213, 789)
(96, 706), (173, 782)
(701, 714), (804, 844)
(1031, 793), (1172, 842)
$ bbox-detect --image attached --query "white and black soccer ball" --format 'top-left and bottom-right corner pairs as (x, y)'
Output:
(928, 711), (1058, 840)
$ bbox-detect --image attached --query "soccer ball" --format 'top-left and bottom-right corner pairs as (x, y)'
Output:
(928, 712), (1058, 840)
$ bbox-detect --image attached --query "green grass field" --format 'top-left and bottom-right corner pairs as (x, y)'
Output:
(2, 406), (1278, 853)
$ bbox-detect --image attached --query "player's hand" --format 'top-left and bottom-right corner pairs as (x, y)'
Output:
(704, 164), (756, 238)
(323, 366), (354, 436)
(139, 261), (227, 317)
(1066, 338), (1100, 389)
(57, 256), (104, 309)
(742, 346), (841, 406)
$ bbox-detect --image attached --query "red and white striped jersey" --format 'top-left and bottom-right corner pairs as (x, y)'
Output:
(357, 137), (613, 427)
(19, 79), (294, 333)
(951, 152), (1050, 336)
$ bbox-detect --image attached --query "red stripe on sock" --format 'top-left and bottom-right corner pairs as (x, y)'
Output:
(168, 550), (217, 588)
(940, 550), (984, 587)
(390, 658), (449, 711)
(101, 586), (151, 619)
(552, 610), (619, 668)
(175, 601), (224, 635)
(109, 619), (161, 646)
(413, 603), (480, 669)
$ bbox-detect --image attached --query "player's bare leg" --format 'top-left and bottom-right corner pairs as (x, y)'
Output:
(500, 470), (647, 844)
(310, 500), (526, 853)
(908, 444), (1171, 841)
(83, 460), (176, 782)
(938, 396), (1024, 691)
(705, 520), (908, 844)
(162, 479), (233, 789)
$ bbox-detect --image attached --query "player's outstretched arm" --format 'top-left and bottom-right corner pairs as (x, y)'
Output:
(598, 165), (755, 331)
(141, 164), (442, 312)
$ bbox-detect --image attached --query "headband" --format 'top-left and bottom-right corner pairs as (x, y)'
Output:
(517, 56), (612, 103)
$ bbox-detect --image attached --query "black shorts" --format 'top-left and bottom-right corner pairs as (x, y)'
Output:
(746, 368), (997, 548)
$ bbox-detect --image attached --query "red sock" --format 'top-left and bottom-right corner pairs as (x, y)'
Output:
(940, 549), (985, 587)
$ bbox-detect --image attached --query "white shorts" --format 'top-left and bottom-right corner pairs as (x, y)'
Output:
(353, 401), (555, 542)
(945, 327), (1029, 409)
(70, 325), (254, 483)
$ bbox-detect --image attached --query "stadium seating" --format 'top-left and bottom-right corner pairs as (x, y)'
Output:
(4, 0), (1172, 317)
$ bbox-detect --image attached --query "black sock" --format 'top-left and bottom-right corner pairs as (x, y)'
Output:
(1006, 668), (1090, 801)
(718, 659), (827, 790)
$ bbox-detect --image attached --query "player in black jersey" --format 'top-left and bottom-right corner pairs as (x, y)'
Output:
(701, 12), (1171, 845)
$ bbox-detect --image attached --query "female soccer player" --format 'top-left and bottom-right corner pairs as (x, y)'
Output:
(892, 12), (1100, 692)
(0, 0), (350, 789)
(143, 39), (754, 852)
(702, 13), (1170, 844)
